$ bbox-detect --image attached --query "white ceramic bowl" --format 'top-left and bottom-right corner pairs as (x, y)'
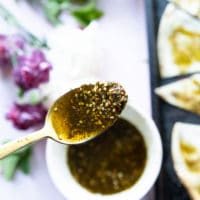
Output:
(46, 102), (162, 200)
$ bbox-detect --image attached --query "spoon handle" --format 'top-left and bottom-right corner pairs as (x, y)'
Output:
(0, 129), (47, 159)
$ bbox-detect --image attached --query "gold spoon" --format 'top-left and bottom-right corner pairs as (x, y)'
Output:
(0, 82), (127, 159)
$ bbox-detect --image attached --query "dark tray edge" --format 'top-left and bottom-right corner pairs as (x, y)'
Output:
(144, 1), (164, 200)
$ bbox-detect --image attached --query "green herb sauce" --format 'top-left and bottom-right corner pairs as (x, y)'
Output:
(67, 118), (147, 194)
(50, 82), (127, 143)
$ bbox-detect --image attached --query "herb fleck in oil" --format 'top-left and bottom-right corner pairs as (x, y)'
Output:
(67, 118), (147, 194)
(49, 82), (128, 143)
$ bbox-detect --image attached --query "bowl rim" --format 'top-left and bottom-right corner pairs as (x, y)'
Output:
(46, 101), (163, 200)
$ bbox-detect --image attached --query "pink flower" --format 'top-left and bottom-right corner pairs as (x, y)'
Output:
(6, 103), (47, 130)
(13, 49), (52, 90)
(0, 34), (24, 67)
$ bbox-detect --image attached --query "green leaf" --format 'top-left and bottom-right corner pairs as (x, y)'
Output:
(0, 143), (33, 180)
(17, 87), (25, 98)
(29, 93), (39, 105)
(45, 2), (61, 24)
(71, 0), (103, 27)
(0, 3), (48, 49)
(0, 155), (20, 180)
(18, 147), (32, 174)
(15, 0), (103, 27)
(69, 0), (89, 4)
(44, 0), (70, 24)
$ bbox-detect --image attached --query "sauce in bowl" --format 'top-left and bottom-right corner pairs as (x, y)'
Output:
(67, 118), (147, 194)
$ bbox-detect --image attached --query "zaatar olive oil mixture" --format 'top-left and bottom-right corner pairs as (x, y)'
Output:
(171, 79), (200, 114)
(50, 82), (127, 143)
(180, 141), (200, 172)
(68, 118), (147, 194)
(170, 27), (200, 71)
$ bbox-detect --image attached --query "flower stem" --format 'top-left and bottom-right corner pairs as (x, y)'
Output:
(0, 3), (49, 49)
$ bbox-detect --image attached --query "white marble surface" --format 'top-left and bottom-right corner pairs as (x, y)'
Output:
(0, 0), (153, 199)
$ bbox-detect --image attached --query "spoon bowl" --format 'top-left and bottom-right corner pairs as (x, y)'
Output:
(0, 81), (127, 159)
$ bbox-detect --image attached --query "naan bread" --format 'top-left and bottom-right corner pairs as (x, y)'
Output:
(155, 74), (200, 115)
(170, 0), (200, 18)
(172, 122), (200, 200)
(158, 4), (200, 78)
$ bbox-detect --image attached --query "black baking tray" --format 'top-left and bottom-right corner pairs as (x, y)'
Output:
(145, 1), (200, 200)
